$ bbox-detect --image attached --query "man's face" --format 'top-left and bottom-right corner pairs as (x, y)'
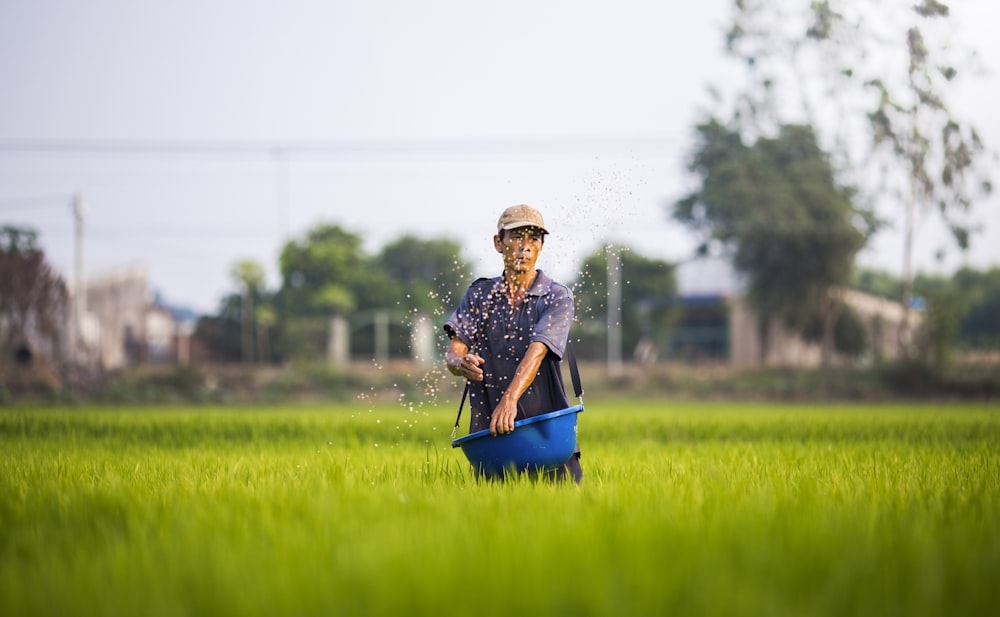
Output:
(494, 226), (545, 275)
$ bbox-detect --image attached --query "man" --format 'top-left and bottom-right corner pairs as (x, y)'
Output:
(444, 204), (582, 482)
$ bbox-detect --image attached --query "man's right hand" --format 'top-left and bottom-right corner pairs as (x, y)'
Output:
(452, 353), (485, 381)
(445, 339), (485, 382)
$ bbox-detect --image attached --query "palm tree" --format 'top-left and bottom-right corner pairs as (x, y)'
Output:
(229, 260), (266, 364)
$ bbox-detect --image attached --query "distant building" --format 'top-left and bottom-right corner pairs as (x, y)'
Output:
(669, 258), (920, 367)
(69, 266), (194, 370)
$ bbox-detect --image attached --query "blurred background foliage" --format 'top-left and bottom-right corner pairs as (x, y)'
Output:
(3, 0), (998, 404)
(3, 218), (1000, 404)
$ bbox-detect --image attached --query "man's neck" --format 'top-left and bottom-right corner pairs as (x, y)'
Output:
(503, 269), (538, 305)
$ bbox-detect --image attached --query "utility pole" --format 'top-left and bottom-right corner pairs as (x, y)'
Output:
(374, 310), (389, 365)
(72, 193), (85, 367)
(607, 245), (623, 378)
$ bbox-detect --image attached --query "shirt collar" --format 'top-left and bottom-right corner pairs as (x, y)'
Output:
(526, 269), (552, 296)
(493, 269), (552, 297)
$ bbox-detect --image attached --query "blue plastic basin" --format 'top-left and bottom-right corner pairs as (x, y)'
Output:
(451, 405), (583, 478)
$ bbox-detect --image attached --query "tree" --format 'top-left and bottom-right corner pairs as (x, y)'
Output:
(572, 244), (678, 362)
(853, 265), (1000, 360)
(272, 224), (473, 362)
(911, 274), (966, 368)
(0, 226), (68, 366)
(192, 293), (243, 363)
(230, 259), (266, 364)
(721, 0), (993, 348)
(851, 267), (903, 301)
(674, 121), (875, 364)
(276, 224), (374, 317)
(949, 267), (1000, 351)
(375, 235), (471, 317)
(273, 224), (365, 361)
(255, 304), (276, 364)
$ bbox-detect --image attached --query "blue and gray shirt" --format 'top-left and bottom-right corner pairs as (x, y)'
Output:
(444, 270), (574, 433)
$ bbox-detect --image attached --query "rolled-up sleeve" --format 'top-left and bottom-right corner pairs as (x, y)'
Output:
(443, 278), (490, 348)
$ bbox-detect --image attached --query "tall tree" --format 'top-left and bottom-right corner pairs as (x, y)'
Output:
(229, 259), (266, 364)
(274, 224), (375, 361)
(674, 121), (875, 364)
(721, 0), (993, 348)
(375, 235), (471, 317)
(0, 226), (68, 364)
(572, 244), (678, 362)
(272, 224), (472, 361)
(276, 224), (374, 317)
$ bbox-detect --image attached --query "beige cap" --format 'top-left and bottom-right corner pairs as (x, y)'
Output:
(497, 204), (549, 235)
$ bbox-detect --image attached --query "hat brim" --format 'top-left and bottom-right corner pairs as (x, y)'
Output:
(498, 221), (549, 234)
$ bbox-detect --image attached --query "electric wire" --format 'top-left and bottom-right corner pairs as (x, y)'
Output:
(0, 135), (685, 158)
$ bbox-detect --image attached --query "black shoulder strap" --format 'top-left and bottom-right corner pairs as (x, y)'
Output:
(563, 339), (584, 401)
(451, 381), (470, 442)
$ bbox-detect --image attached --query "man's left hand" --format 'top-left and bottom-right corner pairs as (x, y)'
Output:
(490, 398), (517, 436)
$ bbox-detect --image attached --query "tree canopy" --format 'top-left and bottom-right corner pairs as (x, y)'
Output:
(572, 245), (678, 361)
(720, 0), (993, 327)
(276, 224), (374, 317)
(374, 235), (469, 317)
(230, 259), (267, 364)
(274, 225), (471, 321)
(674, 121), (875, 361)
(244, 224), (473, 361)
(0, 225), (68, 359)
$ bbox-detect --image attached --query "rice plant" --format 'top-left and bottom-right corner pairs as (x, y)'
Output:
(1, 401), (997, 616)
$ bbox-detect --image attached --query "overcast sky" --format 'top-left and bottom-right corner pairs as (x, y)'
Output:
(1, 0), (998, 314)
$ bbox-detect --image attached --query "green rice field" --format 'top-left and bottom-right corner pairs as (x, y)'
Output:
(1, 400), (997, 616)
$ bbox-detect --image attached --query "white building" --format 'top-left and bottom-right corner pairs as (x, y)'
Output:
(69, 266), (191, 370)
(672, 258), (920, 368)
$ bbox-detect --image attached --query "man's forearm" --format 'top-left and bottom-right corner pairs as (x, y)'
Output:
(499, 341), (548, 406)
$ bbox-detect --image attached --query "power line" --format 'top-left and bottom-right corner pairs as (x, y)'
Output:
(0, 135), (685, 158)
(0, 194), (72, 209)
(88, 226), (279, 239)
(20, 224), (280, 239)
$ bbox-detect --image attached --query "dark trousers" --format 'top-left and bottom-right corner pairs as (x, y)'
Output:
(528, 452), (582, 484)
(546, 452), (583, 485)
